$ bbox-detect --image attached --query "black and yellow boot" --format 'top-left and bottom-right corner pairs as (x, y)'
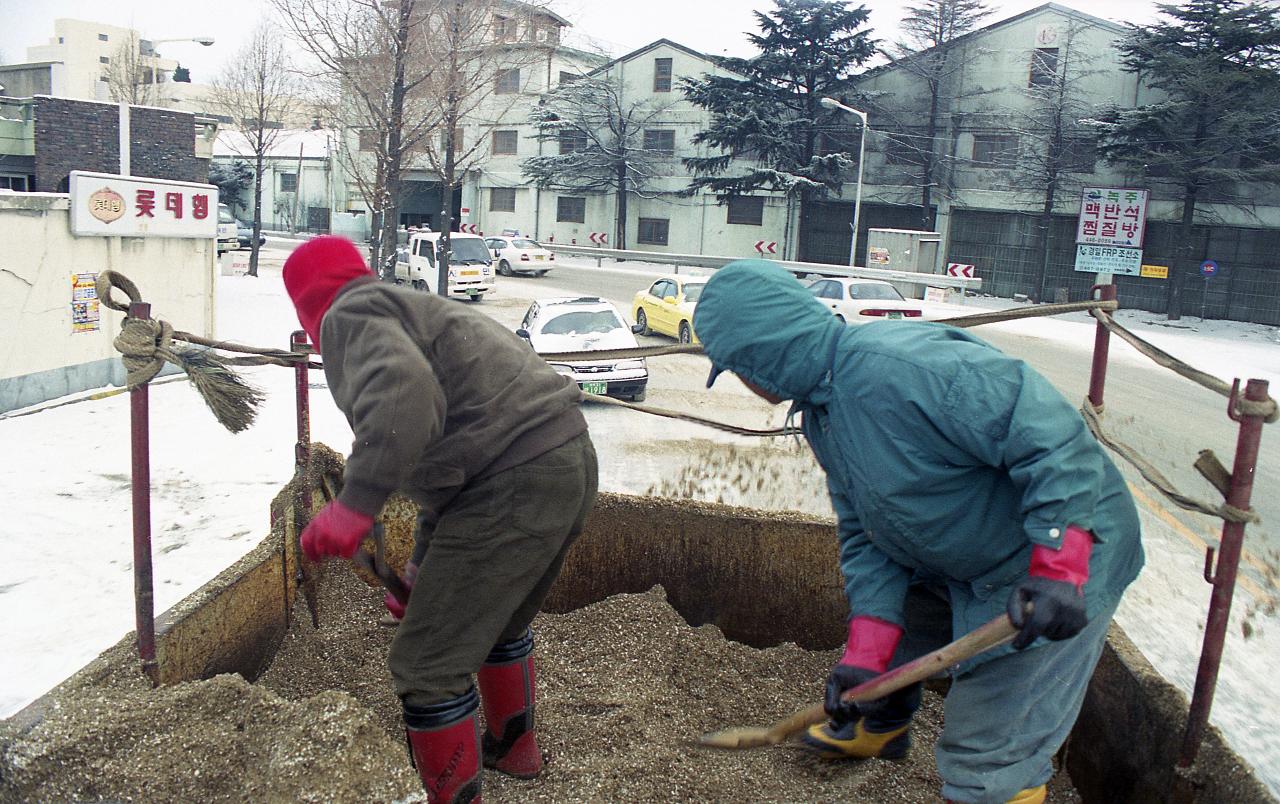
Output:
(1006, 785), (1047, 804)
(801, 716), (912, 760)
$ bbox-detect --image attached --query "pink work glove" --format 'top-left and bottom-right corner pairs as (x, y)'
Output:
(300, 500), (374, 562)
(825, 615), (904, 722)
(1008, 525), (1094, 650)
(383, 561), (419, 620)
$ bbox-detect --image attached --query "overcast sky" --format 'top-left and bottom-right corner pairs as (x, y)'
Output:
(0, 0), (1162, 83)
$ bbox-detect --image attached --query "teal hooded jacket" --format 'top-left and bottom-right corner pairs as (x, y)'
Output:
(694, 260), (1143, 663)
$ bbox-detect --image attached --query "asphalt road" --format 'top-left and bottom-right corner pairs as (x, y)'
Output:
(500, 257), (1280, 584)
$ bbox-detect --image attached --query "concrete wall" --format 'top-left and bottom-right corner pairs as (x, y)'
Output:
(0, 192), (216, 413)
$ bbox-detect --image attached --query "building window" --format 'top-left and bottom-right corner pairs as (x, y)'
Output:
(495, 68), (520, 94)
(1029, 48), (1059, 87)
(726, 196), (764, 226)
(493, 15), (513, 41)
(559, 71), (580, 85)
(643, 129), (675, 156)
(490, 187), (516, 212)
(971, 134), (1018, 167)
(637, 217), (669, 245)
(557, 196), (585, 223)
(558, 129), (588, 154)
(491, 129), (518, 155)
(358, 129), (379, 151)
(279, 172), (298, 193)
(653, 58), (672, 92)
(98, 33), (109, 42)
(99, 56), (110, 64)
(0, 175), (29, 191)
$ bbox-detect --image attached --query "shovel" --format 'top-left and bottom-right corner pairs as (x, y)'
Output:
(696, 612), (1019, 750)
(351, 522), (411, 607)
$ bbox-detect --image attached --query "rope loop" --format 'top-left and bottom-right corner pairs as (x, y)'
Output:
(95, 270), (141, 313)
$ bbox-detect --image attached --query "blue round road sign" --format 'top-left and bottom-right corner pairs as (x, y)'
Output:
(1201, 260), (1219, 278)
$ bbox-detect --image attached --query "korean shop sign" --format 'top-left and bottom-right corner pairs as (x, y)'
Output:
(1076, 187), (1149, 249)
(69, 171), (219, 238)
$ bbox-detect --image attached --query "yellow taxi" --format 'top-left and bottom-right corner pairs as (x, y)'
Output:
(631, 274), (708, 344)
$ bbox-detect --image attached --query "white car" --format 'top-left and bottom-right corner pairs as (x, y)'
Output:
(485, 235), (555, 276)
(806, 277), (924, 323)
(397, 230), (495, 301)
(517, 297), (648, 402)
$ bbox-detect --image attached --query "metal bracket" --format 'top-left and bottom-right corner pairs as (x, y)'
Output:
(1227, 378), (1245, 423)
(1203, 546), (1218, 585)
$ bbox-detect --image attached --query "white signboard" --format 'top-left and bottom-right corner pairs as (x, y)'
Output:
(1074, 244), (1143, 276)
(1076, 187), (1149, 248)
(69, 171), (219, 239)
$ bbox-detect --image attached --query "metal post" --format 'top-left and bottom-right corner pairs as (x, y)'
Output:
(1179, 378), (1269, 766)
(849, 112), (867, 268)
(1087, 284), (1116, 410)
(128, 301), (158, 685)
(292, 330), (311, 468)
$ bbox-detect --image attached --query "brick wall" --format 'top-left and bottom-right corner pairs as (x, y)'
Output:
(33, 97), (119, 191)
(129, 106), (205, 184)
(32, 97), (205, 192)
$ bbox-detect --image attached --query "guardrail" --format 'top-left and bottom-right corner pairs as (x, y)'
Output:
(543, 243), (983, 292)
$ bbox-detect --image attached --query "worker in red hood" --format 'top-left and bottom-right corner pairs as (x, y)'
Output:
(283, 236), (597, 803)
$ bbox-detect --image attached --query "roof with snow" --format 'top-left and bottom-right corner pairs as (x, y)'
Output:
(213, 128), (334, 160)
(586, 38), (714, 78)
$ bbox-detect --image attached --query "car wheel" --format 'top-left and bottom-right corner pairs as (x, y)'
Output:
(535, 270), (548, 277)
(395, 277), (406, 286)
(468, 294), (483, 303)
(498, 260), (513, 276)
(631, 388), (646, 403)
(678, 321), (692, 344)
(635, 309), (650, 336)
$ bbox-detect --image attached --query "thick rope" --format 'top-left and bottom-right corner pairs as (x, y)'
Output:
(935, 298), (1119, 328)
(583, 392), (797, 437)
(1090, 309), (1277, 424)
(1081, 400), (1259, 525)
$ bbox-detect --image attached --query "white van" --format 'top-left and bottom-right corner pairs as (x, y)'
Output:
(216, 204), (239, 255)
(397, 230), (495, 301)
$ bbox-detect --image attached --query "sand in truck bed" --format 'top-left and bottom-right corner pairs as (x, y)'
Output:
(0, 567), (1079, 802)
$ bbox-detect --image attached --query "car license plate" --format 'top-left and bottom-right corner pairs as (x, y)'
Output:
(462, 270), (479, 276)
(534, 255), (545, 261)
(888, 311), (903, 319)
(580, 381), (607, 395)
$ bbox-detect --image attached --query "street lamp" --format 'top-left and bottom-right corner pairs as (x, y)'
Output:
(819, 97), (868, 267)
(139, 37), (216, 57)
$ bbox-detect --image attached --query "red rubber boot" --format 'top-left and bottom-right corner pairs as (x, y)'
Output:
(403, 688), (483, 803)
(477, 629), (542, 778)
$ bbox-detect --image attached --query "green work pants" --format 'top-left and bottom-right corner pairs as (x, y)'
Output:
(388, 432), (598, 707)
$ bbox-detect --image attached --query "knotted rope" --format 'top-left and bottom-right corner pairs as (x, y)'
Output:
(97, 271), (267, 433)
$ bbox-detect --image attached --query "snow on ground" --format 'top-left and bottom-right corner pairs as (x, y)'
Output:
(2, 253), (1278, 793)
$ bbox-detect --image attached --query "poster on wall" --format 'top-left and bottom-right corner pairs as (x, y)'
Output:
(71, 273), (100, 334)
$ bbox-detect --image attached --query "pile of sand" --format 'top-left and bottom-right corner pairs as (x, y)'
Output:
(1, 569), (1079, 802)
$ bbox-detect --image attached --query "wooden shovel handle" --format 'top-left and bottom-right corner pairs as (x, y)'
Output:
(766, 613), (1018, 743)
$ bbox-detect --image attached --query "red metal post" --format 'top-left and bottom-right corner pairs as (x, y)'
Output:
(128, 301), (159, 685)
(1178, 378), (1270, 766)
(291, 330), (311, 468)
(1087, 284), (1116, 410)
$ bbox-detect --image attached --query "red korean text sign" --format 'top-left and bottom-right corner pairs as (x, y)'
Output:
(1076, 187), (1148, 249)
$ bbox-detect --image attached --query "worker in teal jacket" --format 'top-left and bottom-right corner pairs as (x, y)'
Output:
(694, 260), (1143, 804)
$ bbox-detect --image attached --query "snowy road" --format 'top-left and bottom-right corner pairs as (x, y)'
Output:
(2, 251), (1278, 793)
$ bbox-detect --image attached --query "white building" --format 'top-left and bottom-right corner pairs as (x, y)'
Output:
(212, 129), (338, 234)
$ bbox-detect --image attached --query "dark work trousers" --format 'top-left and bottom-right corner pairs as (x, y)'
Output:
(388, 432), (598, 707)
(891, 584), (1118, 803)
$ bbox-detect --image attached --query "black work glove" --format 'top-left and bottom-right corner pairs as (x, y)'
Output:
(824, 664), (920, 725)
(1007, 576), (1088, 650)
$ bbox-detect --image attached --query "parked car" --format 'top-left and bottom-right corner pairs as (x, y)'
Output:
(485, 235), (555, 276)
(236, 220), (266, 248)
(806, 277), (924, 323)
(396, 230), (494, 301)
(215, 204), (239, 255)
(631, 274), (708, 344)
(516, 297), (648, 402)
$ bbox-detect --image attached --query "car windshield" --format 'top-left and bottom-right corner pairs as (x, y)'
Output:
(512, 238), (540, 249)
(540, 310), (622, 336)
(682, 283), (705, 303)
(217, 208), (236, 224)
(848, 283), (905, 301)
(450, 238), (491, 264)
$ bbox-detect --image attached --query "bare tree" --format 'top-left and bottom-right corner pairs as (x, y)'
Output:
(412, 0), (558, 295)
(1006, 21), (1102, 301)
(210, 23), (300, 277)
(105, 31), (163, 106)
(273, 0), (442, 277)
(877, 0), (991, 230)
(522, 77), (675, 249)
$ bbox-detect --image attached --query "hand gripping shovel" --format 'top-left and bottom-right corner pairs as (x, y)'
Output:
(696, 612), (1019, 750)
(351, 522), (411, 608)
